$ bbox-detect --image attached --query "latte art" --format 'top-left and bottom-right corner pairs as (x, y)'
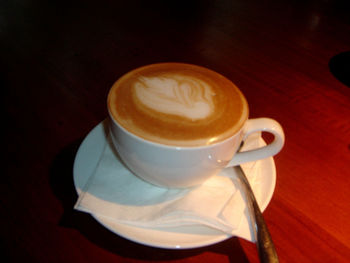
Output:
(108, 63), (248, 146)
(134, 75), (215, 120)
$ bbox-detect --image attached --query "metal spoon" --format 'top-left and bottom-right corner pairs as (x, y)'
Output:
(234, 164), (279, 263)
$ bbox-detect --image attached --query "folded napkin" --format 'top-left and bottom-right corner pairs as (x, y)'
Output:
(74, 132), (261, 234)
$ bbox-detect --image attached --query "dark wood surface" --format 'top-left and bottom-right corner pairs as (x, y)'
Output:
(2, 0), (350, 262)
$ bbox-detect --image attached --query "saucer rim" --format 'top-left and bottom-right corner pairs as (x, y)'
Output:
(73, 119), (276, 249)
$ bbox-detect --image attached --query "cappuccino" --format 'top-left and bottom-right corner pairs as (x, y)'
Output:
(108, 63), (248, 147)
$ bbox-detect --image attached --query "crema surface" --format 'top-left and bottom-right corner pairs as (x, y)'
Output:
(108, 63), (248, 146)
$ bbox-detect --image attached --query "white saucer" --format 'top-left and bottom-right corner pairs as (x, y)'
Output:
(73, 119), (276, 249)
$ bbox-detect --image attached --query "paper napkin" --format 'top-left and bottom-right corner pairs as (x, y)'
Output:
(74, 132), (261, 234)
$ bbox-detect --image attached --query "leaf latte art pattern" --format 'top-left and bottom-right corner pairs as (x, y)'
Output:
(108, 63), (248, 146)
(134, 75), (216, 120)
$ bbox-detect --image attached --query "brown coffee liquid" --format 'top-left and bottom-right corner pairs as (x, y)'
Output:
(108, 63), (248, 146)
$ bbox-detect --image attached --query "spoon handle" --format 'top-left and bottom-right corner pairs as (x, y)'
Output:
(234, 166), (279, 263)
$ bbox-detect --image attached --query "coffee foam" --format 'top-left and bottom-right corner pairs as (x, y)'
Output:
(134, 75), (215, 120)
(108, 63), (248, 147)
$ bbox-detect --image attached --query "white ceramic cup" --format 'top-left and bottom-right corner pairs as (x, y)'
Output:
(108, 115), (284, 188)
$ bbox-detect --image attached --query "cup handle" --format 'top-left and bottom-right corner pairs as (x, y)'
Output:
(226, 118), (285, 167)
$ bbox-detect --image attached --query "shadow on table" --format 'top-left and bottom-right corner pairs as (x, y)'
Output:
(49, 139), (250, 262)
(329, 51), (350, 88)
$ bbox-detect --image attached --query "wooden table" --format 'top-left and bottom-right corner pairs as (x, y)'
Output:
(2, 0), (350, 262)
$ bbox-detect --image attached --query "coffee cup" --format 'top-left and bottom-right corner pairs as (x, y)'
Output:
(107, 63), (284, 188)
